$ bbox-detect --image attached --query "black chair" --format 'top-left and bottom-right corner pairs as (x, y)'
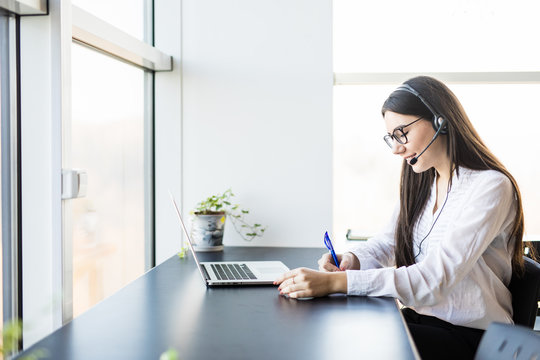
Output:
(508, 256), (540, 328)
(475, 322), (540, 360)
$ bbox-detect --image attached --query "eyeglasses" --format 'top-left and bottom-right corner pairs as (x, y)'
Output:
(383, 116), (423, 148)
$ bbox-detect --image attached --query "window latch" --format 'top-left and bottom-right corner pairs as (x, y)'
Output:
(61, 169), (87, 200)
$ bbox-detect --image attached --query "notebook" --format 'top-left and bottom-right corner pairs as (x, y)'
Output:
(169, 192), (290, 286)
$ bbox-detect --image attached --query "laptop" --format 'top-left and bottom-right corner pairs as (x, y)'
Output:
(169, 192), (290, 286)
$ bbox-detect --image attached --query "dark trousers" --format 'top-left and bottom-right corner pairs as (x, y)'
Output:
(402, 308), (485, 360)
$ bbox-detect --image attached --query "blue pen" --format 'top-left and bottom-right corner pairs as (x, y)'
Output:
(324, 231), (340, 268)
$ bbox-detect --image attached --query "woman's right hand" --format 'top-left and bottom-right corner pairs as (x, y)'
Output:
(318, 252), (360, 272)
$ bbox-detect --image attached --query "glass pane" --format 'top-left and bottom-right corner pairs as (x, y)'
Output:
(334, 1), (540, 72)
(71, 0), (146, 41)
(333, 84), (540, 246)
(1, 11), (9, 337)
(71, 43), (146, 317)
(333, 85), (401, 246)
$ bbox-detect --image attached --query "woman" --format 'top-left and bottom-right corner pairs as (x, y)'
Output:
(275, 76), (525, 359)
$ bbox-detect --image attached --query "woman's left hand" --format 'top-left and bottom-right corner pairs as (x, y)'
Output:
(274, 267), (347, 298)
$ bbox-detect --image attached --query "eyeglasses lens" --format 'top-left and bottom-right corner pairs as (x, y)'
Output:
(384, 129), (407, 148)
(394, 129), (407, 144)
(384, 135), (393, 148)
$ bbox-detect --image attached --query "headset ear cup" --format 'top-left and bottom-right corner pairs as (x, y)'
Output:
(432, 117), (440, 132)
(396, 84), (447, 134)
(437, 117), (448, 134)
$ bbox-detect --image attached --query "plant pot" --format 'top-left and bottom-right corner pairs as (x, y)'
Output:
(190, 212), (226, 251)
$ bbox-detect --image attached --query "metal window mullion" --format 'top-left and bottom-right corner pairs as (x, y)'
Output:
(0, 0), (47, 15)
(144, 70), (155, 271)
(71, 5), (172, 72)
(334, 72), (540, 85)
(1, 12), (20, 335)
(144, 0), (155, 271)
(53, 0), (72, 326)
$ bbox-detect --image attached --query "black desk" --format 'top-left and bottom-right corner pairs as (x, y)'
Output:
(18, 247), (418, 359)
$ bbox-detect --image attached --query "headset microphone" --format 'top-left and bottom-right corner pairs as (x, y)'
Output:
(409, 118), (447, 165)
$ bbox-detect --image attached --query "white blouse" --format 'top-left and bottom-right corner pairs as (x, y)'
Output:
(346, 167), (517, 330)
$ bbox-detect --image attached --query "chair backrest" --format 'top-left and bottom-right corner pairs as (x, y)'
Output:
(508, 256), (540, 328)
(475, 322), (540, 360)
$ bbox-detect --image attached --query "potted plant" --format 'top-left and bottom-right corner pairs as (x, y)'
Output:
(190, 189), (266, 251)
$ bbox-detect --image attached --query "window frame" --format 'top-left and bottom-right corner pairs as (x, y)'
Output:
(1, 0), (48, 351)
(0, 10), (21, 336)
(334, 72), (540, 85)
(64, 2), (171, 323)
(13, 0), (175, 349)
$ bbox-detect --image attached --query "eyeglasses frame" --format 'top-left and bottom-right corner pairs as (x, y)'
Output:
(383, 116), (424, 148)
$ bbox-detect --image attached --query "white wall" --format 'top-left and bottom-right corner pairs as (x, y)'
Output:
(155, 0), (183, 264)
(179, 0), (333, 248)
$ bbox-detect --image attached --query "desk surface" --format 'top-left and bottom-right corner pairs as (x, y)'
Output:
(19, 247), (418, 359)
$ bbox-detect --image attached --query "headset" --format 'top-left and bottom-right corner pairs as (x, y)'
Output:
(396, 84), (452, 256)
(394, 84), (448, 165)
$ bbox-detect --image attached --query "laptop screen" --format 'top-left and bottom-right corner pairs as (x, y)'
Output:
(168, 191), (208, 283)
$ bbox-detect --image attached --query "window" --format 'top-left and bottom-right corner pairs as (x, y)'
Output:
(66, 1), (161, 319)
(0, 11), (5, 335)
(334, 1), (540, 73)
(70, 43), (149, 317)
(1, 10), (20, 338)
(333, 85), (401, 243)
(2, 0), (172, 350)
(71, 0), (146, 41)
(333, 1), (540, 246)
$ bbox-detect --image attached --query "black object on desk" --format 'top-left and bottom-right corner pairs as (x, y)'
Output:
(17, 247), (418, 360)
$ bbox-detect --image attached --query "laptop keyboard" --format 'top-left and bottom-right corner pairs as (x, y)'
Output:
(211, 263), (257, 280)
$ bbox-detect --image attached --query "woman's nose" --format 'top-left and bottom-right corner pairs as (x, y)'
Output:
(391, 141), (405, 155)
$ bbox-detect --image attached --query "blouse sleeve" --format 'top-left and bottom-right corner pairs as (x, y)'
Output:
(347, 203), (398, 269)
(346, 172), (516, 306)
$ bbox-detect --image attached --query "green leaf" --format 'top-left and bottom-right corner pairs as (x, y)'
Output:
(160, 348), (179, 360)
(192, 188), (265, 242)
(177, 247), (188, 259)
(1, 319), (23, 355)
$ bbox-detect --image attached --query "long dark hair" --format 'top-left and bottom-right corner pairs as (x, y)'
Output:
(381, 76), (525, 275)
